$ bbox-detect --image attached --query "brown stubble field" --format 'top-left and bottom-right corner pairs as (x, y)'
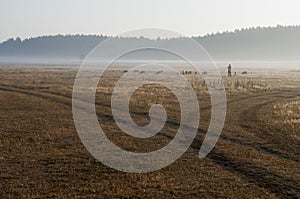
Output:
(0, 66), (299, 198)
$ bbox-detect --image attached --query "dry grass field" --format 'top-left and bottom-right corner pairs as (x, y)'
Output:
(0, 66), (299, 198)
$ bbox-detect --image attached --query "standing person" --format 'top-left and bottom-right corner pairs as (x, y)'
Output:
(227, 64), (232, 77)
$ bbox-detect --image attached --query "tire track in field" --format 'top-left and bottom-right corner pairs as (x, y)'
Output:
(236, 95), (300, 162)
(0, 84), (298, 162)
(163, 94), (300, 198)
(205, 150), (300, 198)
(1, 85), (299, 197)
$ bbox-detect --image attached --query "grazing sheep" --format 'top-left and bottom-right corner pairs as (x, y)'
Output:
(181, 70), (192, 75)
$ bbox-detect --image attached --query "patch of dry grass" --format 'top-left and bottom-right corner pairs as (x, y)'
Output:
(0, 66), (299, 198)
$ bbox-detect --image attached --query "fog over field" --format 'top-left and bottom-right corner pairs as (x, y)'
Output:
(1, 25), (300, 70)
(1, 0), (300, 198)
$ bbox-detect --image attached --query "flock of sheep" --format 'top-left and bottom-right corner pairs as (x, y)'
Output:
(123, 69), (248, 76)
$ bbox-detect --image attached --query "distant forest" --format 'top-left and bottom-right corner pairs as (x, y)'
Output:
(1, 25), (300, 63)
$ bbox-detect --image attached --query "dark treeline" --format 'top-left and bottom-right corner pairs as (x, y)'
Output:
(1, 25), (300, 62)
(194, 25), (300, 60)
(0, 34), (109, 59)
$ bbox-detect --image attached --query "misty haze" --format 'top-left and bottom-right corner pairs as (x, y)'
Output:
(0, 0), (299, 198)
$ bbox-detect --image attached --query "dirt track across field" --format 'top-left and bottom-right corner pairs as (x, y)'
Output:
(0, 67), (299, 198)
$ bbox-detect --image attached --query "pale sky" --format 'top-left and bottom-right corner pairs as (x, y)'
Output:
(1, 0), (300, 42)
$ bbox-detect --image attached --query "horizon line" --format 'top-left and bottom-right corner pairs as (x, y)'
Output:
(2, 24), (300, 43)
